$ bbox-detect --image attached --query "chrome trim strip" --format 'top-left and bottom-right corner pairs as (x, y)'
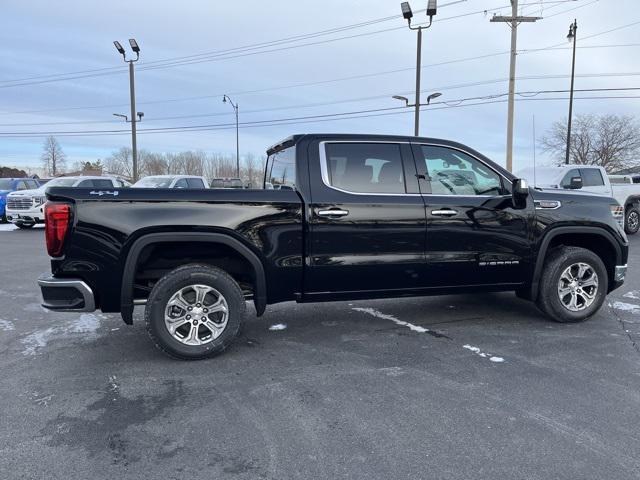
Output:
(318, 141), (420, 197)
(318, 140), (509, 198)
(38, 276), (96, 312)
(534, 200), (562, 210)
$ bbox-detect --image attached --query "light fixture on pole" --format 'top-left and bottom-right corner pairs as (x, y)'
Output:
(222, 95), (240, 178)
(565, 19), (577, 165)
(399, 0), (437, 136)
(392, 91), (442, 133)
(113, 38), (141, 182)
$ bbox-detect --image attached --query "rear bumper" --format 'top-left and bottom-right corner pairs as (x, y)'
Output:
(38, 274), (96, 312)
(611, 264), (627, 291)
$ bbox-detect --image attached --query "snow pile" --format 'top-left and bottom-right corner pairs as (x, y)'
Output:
(0, 319), (16, 331)
(352, 307), (430, 333)
(463, 344), (505, 363)
(352, 307), (506, 364)
(21, 314), (103, 355)
(269, 323), (287, 331)
(611, 301), (640, 313)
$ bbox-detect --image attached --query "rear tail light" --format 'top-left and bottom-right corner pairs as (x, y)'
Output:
(610, 204), (624, 227)
(45, 203), (71, 257)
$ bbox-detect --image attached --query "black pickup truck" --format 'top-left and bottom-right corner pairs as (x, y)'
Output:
(39, 134), (629, 359)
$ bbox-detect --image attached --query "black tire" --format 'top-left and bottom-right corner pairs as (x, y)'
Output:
(16, 223), (34, 229)
(536, 246), (608, 323)
(145, 264), (246, 360)
(0, 213), (7, 224)
(625, 207), (640, 235)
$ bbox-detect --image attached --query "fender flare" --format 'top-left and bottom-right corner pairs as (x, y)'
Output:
(120, 232), (267, 324)
(530, 226), (623, 299)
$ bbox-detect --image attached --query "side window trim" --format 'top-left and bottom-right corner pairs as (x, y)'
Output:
(412, 142), (510, 197)
(318, 140), (419, 196)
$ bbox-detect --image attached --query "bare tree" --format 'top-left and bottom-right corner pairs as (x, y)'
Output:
(41, 136), (66, 176)
(104, 147), (133, 178)
(541, 114), (640, 172)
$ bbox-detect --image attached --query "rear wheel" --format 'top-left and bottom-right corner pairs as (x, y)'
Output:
(16, 223), (34, 229)
(625, 207), (640, 235)
(145, 264), (246, 360)
(536, 246), (608, 323)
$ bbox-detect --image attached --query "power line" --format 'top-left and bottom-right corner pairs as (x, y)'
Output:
(1, 86), (638, 137)
(3, 71), (640, 127)
(0, 1), (585, 89)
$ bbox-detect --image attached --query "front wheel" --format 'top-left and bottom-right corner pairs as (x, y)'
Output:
(145, 264), (246, 360)
(536, 246), (608, 323)
(625, 207), (640, 235)
(16, 223), (34, 229)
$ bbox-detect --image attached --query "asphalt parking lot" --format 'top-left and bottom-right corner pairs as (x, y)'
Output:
(0, 224), (639, 480)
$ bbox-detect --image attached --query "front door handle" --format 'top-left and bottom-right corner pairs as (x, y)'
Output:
(431, 209), (458, 217)
(317, 208), (349, 218)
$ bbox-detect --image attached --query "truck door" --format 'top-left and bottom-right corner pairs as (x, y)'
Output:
(305, 140), (428, 296)
(412, 143), (533, 287)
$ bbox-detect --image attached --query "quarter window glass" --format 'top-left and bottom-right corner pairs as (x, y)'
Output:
(420, 146), (502, 196)
(580, 169), (604, 187)
(266, 146), (296, 189)
(93, 179), (113, 188)
(324, 143), (406, 194)
(186, 178), (205, 188)
(560, 169), (581, 188)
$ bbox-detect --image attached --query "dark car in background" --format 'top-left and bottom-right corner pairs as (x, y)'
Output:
(0, 178), (41, 222)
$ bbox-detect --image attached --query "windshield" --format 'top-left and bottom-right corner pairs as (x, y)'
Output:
(133, 177), (174, 188)
(0, 179), (13, 190)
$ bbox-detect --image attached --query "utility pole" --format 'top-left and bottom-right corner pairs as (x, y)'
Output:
(490, 1), (541, 172)
(565, 19), (578, 164)
(113, 39), (141, 182)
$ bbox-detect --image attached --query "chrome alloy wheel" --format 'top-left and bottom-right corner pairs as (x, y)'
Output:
(557, 262), (599, 312)
(628, 210), (639, 231)
(164, 284), (229, 346)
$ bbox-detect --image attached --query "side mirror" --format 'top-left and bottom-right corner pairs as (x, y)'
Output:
(512, 178), (529, 209)
(568, 176), (583, 189)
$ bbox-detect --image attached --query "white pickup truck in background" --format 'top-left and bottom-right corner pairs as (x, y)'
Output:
(517, 165), (640, 234)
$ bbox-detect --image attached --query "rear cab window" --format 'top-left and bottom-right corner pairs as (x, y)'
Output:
(580, 168), (604, 187)
(265, 146), (296, 190)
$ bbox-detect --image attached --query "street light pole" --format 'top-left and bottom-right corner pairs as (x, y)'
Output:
(223, 95), (240, 178)
(565, 19), (578, 165)
(113, 39), (141, 182)
(414, 27), (422, 136)
(392, 92), (442, 133)
(401, 1), (437, 137)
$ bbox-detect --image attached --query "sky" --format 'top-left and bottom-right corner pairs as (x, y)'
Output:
(0, 0), (639, 175)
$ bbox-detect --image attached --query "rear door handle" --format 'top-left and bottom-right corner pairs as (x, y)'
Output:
(431, 209), (458, 217)
(317, 208), (349, 218)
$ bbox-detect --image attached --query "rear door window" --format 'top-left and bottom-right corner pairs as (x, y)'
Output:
(93, 179), (114, 188)
(323, 143), (406, 194)
(186, 178), (205, 188)
(580, 169), (604, 187)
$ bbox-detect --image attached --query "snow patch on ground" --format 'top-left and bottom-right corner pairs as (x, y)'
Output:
(21, 314), (102, 355)
(353, 307), (430, 333)
(623, 291), (640, 300)
(463, 344), (505, 363)
(0, 319), (16, 331)
(611, 301), (640, 313)
(269, 323), (287, 331)
(0, 224), (17, 232)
